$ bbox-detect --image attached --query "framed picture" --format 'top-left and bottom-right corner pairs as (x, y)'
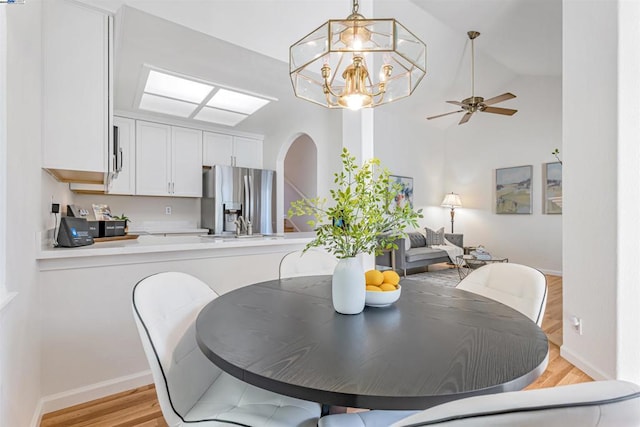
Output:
(543, 162), (562, 214)
(389, 175), (414, 208)
(495, 165), (532, 214)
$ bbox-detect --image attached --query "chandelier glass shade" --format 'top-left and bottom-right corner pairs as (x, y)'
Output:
(289, 1), (426, 110)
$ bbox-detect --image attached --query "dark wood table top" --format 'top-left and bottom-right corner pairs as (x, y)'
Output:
(195, 276), (548, 410)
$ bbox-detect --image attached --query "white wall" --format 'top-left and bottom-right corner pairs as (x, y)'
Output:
(562, 0), (640, 383)
(441, 75), (562, 274)
(2, 2), (44, 426)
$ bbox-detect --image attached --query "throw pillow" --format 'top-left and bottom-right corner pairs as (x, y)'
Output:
(408, 232), (427, 248)
(425, 227), (445, 246)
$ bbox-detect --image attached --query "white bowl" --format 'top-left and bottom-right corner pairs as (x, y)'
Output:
(365, 284), (401, 307)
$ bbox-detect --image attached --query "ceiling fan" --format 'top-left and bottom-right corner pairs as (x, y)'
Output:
(427, 31), (518, 125)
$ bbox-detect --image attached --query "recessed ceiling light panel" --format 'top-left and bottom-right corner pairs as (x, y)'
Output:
(207, 89), (271, 115)
(144, 70), (214, 103)
(194, 107), (248, 127)
(139, 93), (198, 118)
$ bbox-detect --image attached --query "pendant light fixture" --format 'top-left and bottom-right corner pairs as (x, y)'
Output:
(289, 0), (426, 110)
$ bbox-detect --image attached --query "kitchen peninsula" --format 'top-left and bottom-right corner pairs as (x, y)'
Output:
(35, 232), (316, 413)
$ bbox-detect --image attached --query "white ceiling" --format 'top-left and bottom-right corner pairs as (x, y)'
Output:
(83, 0), (561, 76)
(80, 0), (561, 130)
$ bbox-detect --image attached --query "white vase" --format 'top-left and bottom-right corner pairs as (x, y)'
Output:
(332, 257), (366, 315)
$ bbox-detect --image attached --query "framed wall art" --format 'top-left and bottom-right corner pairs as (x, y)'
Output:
(389, 175), (414, 209)
(495, 165), (533, 214)
(543, 161), (562, 214)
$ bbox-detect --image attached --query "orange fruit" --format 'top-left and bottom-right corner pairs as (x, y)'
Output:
(380, 283), (397, 292)
(382, 270), (400, 285)
(365, 270), (384, 286)
(366, 285), (382, 292)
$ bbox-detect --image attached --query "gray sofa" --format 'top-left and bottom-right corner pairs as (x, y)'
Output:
(376, 232), (463, 276)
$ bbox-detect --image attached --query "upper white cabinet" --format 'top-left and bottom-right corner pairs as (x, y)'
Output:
(42, 0), (112, 184)
(109, 117), (136, 195)
(203, 132), (262, 169)
(136, 121), (202, 197)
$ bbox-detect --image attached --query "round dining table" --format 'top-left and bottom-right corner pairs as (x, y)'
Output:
(195, 275), (548, 410)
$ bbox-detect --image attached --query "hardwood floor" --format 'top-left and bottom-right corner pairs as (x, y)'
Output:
(40, 272), (589, 427)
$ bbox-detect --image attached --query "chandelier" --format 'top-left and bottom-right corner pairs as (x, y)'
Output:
(289, 0), (427, 110)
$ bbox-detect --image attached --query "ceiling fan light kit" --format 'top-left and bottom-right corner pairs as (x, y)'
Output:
(427, 30), (518, 125)
(289, 0), (426, 110)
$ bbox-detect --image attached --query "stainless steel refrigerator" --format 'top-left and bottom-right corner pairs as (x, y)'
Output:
(201, 165), (276, 235)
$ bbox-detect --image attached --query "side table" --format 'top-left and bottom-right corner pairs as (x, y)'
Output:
(456, 254), (509, 280)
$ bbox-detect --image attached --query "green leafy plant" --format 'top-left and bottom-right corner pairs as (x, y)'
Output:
(288, 148), (423, 259)
(552, 148), (563, 165)
(112, 214), (130, 223)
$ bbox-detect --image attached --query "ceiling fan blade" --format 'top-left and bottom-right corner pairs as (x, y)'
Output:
(446, 100), (467, 107)
(483, 92), (516, 106)
(426, 110), (464, 120)
(482, 106), (518, 116)
(459, 112), (473, 125)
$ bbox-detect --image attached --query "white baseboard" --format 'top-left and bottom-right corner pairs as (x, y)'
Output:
(560, 345), (610, 381)
(539, 268), (562, 276)
(31, 370), (153, 426)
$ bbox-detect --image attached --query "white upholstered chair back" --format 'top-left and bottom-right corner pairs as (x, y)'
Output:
(456, 263), (547, 326)
(318, 380), (640, 426)
(132, 272), (220, 426)
(279, 249), (338, 279)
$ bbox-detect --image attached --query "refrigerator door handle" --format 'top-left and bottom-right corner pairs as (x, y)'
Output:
(244, 174), (251, 224)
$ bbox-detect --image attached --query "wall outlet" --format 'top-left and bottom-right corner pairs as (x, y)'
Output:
(165, 206), (172, 215)
(51, 203), (60, 214)
(569, 315), (583, 335)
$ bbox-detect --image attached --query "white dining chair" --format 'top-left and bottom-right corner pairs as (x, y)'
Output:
(318, 380), (640, 426)
(132, 271), (321, 427)
(456, 262), (548, 326)
(279, 249), (338, 279)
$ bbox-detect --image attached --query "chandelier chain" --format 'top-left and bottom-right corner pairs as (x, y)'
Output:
(352, 0), (359, 14)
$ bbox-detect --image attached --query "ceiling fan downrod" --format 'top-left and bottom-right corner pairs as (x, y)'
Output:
(468, 31), (480, 99)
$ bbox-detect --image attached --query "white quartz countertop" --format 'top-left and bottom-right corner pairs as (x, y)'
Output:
(36, 233), (316, 261)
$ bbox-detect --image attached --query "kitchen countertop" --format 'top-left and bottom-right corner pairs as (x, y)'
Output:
(36, 232), (317, 271)
(37, 233), (316, 260)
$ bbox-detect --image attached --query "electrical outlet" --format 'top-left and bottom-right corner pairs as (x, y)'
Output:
(51, 203), (60, 214)
(569, 315), (583, 335)
(165, 206), (172, 215)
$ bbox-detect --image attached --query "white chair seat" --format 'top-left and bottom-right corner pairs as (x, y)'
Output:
(186, 371), (320, 426)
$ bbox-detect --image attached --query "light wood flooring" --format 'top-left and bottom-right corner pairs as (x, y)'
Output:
(40, 271), (589, 427)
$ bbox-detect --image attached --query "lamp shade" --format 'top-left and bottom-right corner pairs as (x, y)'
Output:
(441, 193), (462, 208)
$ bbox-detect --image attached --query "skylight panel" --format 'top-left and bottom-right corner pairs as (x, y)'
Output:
(194, 107), (248, 127)
(139, 93), (198, 118)
(144, 70), (214, 103)
(207, 89), (271, 115)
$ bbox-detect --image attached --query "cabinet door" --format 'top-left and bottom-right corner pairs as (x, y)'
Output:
(202, 132), (233, 166)
(109, 117), (136, 195)
(171, 126), (203, 197)
(42, 0), (110, 180)
(136, 121), (171, 196)
(233, 136), (263, 169)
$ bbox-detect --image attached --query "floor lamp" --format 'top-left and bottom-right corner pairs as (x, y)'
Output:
(441, 193), (462, 233)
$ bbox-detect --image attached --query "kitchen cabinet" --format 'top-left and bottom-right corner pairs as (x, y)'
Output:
(203, 132), (262, 169)
(136, 121), (202, 197)
(42, 0), (113, 184)
(109, 117), (136, 195)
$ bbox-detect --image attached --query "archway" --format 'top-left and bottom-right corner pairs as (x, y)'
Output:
(282, 134), (317, 232)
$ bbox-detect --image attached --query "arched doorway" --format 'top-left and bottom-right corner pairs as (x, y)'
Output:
(283, 134), (317, 232)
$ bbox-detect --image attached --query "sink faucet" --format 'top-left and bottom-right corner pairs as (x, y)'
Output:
(234, 216), (247, 236)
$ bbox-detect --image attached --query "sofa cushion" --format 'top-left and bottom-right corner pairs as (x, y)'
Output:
(406, 247), (448, 263)
(425, 227), (445, 246)
(408, 232), (427, 248)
